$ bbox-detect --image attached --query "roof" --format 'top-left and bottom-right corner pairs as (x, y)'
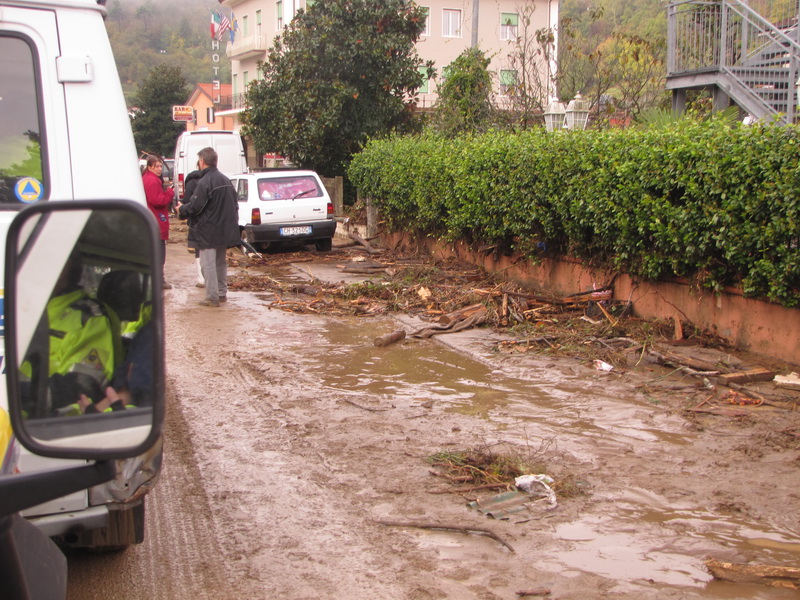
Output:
(186, 83), (233, 105)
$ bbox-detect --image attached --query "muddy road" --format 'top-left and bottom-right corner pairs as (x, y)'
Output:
(66, 234), (800, 599)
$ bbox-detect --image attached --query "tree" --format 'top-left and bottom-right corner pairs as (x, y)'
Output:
(430, 47), (495, 136)
(242, 0), (432, 176)
(596, 33), (666, 121)
(130, 64), (189, 156)
(501, 4), (557, 130)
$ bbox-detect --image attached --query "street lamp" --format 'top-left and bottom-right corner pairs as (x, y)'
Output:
(564, 92), (589, 130)
(795, 76), (800, 108)
(544, 97), (566, 132)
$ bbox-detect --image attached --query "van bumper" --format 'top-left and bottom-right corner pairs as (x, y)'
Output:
(244, 220), (337, 244)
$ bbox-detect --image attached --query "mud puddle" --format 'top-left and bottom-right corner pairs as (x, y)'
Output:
(224, 293), (800, 598)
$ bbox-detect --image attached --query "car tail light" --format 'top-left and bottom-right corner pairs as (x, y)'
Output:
(251, 208), (261, 225)
(178, 173), (185, 199)
(327, 202), (334, 218)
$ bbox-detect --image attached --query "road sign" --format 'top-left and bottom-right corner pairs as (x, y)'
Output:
(172, 105), (194, 122)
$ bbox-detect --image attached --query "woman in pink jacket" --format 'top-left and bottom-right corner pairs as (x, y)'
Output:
(142, 155), (174, 288)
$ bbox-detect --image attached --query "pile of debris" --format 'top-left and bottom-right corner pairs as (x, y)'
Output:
(228, 251), (800, 413)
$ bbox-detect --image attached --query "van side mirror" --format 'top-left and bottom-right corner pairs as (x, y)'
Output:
(4, 200), (164, 460)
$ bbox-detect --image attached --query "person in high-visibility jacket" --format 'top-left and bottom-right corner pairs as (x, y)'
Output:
(21, 257), (117, 417)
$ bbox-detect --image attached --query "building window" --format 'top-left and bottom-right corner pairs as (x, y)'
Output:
(442, 9), (461, 38)
(306, 0), (316, 7)
(233, 73), (238, 96)
(499, 69), (517, 95)
(418, 67), (430, 93)
(242, 15), (249, 37)
(243, 71), (249, 89)
(501, 13), (519, 40)
(276, 1), (283, 29)
(420, 7), (430, 36)
(256, 10), (261, 26)
(441, 65), (452, 80)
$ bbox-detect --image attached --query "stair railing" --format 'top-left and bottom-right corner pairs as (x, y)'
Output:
(668, 0), (800, 122)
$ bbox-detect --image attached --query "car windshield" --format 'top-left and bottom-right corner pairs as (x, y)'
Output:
(257, 175), (321, 201)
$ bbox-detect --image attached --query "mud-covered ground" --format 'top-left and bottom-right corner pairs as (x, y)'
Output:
(68, 224), (800, 599)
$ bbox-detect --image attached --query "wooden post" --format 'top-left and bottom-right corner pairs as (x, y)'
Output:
(366, 195), (378, 238)
(322, 176), (343, 217)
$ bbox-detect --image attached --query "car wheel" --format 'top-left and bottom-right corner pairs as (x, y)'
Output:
(315, 238), (333, 252)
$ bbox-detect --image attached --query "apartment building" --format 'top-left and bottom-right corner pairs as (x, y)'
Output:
(217, 0), (558, 130)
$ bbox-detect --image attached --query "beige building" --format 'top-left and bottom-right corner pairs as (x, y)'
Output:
(217, 0), (558, 140)
(184, 83), (235, 132)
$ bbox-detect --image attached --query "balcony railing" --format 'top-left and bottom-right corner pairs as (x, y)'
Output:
(217, 93), (248, 111)
(226, 33), (269, 59)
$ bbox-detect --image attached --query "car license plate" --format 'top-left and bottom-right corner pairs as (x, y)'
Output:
(280, 226), (311, 236)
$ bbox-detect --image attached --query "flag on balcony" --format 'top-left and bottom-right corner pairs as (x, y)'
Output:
(210, 11), (220, 39)
(229, 11), (238, 43)
(217, 11), (231, 41)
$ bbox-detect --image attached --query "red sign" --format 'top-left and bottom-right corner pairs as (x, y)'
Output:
(172, 105), (194, 122)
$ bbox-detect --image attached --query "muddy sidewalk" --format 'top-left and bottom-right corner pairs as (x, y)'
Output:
(161, 223), (800, 599)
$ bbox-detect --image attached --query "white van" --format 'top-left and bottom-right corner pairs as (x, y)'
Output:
(173, 130), (248, 201)
(0, 0), (164, 565)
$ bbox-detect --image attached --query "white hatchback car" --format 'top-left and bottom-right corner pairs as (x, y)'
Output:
(230, 170), (337, 251)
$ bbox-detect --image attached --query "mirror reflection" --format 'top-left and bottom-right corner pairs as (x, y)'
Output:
(16, 208), (156, 444)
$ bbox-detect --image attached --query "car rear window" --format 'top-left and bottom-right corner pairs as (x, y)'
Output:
(257, 176), (321, 201)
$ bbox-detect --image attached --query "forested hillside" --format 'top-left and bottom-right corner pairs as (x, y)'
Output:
(105, 0), (231, 103)
(107, 0), (665, 107)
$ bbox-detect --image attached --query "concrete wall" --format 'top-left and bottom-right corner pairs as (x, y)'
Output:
(384, 232), (800, 363)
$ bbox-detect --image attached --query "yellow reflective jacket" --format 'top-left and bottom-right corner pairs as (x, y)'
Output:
(47, 289), (116, 382)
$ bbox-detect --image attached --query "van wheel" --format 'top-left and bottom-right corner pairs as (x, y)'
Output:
(315, 238), (333, 252)
(85, 502), (146, 552)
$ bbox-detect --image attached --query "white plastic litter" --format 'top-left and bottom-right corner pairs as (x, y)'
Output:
(515, 474), (557, 509)
(593, 359), (614, 371)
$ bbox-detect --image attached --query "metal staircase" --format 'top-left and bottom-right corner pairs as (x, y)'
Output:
(667, 0), (800, 124)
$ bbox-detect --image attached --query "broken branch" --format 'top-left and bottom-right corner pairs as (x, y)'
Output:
(375, 520), (515, 553)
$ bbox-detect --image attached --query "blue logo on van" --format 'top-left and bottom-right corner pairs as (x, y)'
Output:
(15, 178), (43, 204)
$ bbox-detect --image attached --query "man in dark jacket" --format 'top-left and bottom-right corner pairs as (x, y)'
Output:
(178, 147), (240, 307)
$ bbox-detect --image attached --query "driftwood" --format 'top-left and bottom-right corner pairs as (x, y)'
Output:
(428, 483), (509, 495)
(516, 589), (552, 597)
(375, 519), (515, 553)
(438, 303), (486, 325)
(650, 345), (724, 372)
(646, 347), (721, 377)
(341, 261), (386, 274)
(705, 558), (800, 590)
(348, 231), (381, 254)
(288, 284), (321, 295)
(718, 368), (776, 384)
(374, 329), (406, 347)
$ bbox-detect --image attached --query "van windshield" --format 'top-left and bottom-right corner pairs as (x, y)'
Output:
(0, 35), (45, 206)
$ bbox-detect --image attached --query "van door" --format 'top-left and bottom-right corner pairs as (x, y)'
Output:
(1, 7), (83, 516)
(0, 6), (69, 204)
(213, 135), (246, 178)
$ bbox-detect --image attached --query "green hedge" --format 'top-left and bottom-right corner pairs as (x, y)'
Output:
(348, 122), (800, 307)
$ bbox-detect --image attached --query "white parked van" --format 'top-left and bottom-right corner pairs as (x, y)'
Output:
(173, 130), (247, 201)
(0, 0), (165, 576)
